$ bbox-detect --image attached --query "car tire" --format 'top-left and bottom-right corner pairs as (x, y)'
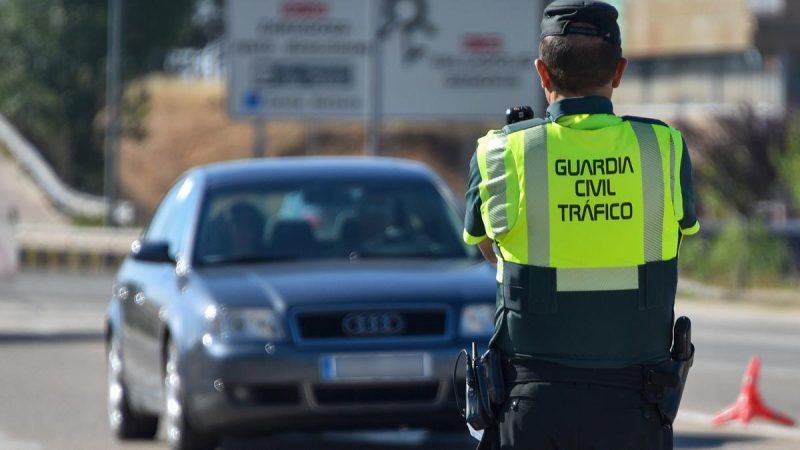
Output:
(164, 340), (218, 450)
(107, 336), (159, 439)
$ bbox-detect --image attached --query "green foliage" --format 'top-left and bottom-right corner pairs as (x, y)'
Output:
(680, 221), (789, 287)
(772, 117), (800, 212)
(121, 82), (151, 142)
(71, 214), (105, 227)
(0, 0), (195, 194)
(678, 110), (800, 286)
(679, 110), (789, 217)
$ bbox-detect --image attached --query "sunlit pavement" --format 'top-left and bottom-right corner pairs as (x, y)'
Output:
(1, 271), (799, 449)
(673, 418), (800, 450)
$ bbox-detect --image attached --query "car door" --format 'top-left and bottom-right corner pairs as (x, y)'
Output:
(122, 177), (199, 406)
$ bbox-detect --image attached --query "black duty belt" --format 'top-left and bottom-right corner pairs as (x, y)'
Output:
(505, 358), (649, 391)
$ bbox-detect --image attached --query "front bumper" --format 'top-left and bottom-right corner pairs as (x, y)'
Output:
(182, 338), (480, 434)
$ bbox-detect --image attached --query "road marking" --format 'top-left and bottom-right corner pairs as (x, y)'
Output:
(693, 328), (800, 351)
(0, 301), (104, 335)
(678, 410), (800, 440)
(0, 431), (42, 450)
(693, 359), (800, 379)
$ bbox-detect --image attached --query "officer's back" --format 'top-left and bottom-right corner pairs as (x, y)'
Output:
(462, 1), (699, 449)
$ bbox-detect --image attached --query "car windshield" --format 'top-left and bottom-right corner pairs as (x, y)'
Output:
(193, 179), (476, 265)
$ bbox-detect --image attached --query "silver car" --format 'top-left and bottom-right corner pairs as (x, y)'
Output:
(105, 158), (496, 449)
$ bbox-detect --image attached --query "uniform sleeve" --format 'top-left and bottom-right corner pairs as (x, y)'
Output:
(463, 151), (488, 245)
(679, 140), (700, 235)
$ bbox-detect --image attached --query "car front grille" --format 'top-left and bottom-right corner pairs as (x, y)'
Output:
(294, 308), (449, 341)
(313, 382), (440, 406)
(227, 383), (302, 406)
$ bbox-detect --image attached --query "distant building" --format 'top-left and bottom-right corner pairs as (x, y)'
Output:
(613, 0), (794, 120)
(753, 0), (800, 115)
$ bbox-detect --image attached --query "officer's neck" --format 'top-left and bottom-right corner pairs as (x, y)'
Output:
(547, 86), (613, 104)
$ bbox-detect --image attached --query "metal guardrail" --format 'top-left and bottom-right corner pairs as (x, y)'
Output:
(14, 223), (140, 253)
(0, 114), (109, 218)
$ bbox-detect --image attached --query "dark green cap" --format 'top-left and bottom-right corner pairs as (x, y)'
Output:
(541, 0), (621, 45)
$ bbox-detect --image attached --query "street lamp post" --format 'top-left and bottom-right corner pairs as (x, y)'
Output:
(103, 0), (123, 227)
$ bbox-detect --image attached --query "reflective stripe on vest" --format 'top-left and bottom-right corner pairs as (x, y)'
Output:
(556, 266), (638, 291)
(524, 125), (549, 267)
(630, 121), (664, 263)
(476, 133), (516, 239)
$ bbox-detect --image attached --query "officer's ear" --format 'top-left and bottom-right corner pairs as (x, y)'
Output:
(611, 57), (628, 89)
(534, 59), (552, 92)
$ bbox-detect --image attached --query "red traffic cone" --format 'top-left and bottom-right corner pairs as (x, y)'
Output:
(711, 356), (795, 427)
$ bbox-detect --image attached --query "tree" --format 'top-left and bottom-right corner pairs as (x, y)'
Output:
(679, 109), (790, 217)
(678, 110), (800, 286)
(0, 0), (195, 194)
(773, 116), (800, 213)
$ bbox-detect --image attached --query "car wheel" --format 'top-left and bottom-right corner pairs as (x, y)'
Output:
(164, 340), (218, 450)
(107, 336), (159, 439)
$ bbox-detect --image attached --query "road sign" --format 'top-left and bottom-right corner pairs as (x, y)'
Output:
(226, 0), (371, 119)
(378, 0), (542, 118)
(226, 0), (543, 120)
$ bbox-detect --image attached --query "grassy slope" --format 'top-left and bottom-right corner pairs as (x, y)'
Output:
(120, 76), (486, 216)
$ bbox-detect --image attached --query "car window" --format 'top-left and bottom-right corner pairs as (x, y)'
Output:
(144, 182), (181, 243)
(193, 180), (475, 265)
(145, 177), (200, 259)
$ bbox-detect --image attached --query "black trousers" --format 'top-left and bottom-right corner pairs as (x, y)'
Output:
(494, 381), (672, 450)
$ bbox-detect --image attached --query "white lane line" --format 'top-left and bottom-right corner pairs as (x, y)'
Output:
(692, 360), (800, 379)
(0, 431), (43, 450)
(678, 410), (800, 440)
(693, 329), (800, 351)
(677, 301), (800, 322)
(0, 306), (104, 334)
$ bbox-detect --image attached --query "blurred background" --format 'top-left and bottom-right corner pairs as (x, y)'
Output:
(0, 0), (799, 449)
(0, 0), (798, 289)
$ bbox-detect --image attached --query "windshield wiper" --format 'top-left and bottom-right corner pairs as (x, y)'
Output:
(351, 252), (453, 260)
(198, 255), (301, 266)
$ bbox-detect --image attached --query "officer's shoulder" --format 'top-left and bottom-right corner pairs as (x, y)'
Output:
(501, 118), (549, 135)
(621, 115), (673, 129)
(478, 128), (504, 143)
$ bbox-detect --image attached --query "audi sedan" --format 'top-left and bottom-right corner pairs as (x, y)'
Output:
(105, 157), (496, 449)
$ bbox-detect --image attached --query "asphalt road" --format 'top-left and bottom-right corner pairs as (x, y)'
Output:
(0, 271), (799, 450)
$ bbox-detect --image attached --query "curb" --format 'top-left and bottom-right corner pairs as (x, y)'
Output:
(678, 278), (800, 308)
(17, 247), (126, 273)
(11, 224), (140, 273)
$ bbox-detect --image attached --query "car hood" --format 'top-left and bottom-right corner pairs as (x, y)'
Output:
(193, 259), (496, 310)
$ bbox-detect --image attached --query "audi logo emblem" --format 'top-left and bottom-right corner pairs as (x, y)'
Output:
(342, 312), (405, 337)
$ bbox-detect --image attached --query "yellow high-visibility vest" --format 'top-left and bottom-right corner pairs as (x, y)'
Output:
(468, 111), (699, 368)
(476, 117), (698, 283)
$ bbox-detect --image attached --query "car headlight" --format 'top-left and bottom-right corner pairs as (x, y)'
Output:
(206, 306), (285, 340)
(460, 304), (495, 337)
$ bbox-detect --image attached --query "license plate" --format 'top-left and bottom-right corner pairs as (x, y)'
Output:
(320, 353), (431, 381)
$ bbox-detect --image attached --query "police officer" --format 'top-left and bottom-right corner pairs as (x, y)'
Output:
(463, 1), (699, 448)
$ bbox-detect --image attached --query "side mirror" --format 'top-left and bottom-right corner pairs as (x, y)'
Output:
(130, 240), (174, 264)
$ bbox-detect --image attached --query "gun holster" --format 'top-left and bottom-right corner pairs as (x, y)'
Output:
(644, 316), (695, 425)
(464, 344), (506, 431)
